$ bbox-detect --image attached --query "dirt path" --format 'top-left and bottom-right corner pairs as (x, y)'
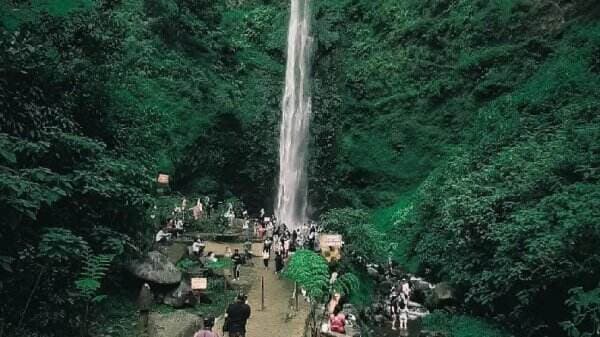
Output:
(243, 256), (309, 337)
(204, 242), (309, 337)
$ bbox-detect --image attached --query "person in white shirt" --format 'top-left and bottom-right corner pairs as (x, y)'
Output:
(262, 248), (270, 269)
(401, 279), (411, 301)
(192, 238), (205, 256)
(155, 229), (171, 244)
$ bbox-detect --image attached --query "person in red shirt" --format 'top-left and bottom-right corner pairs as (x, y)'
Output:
(329, 306), (346, 333)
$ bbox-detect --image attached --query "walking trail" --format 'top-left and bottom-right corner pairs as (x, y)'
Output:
(205, 242), (309, 337)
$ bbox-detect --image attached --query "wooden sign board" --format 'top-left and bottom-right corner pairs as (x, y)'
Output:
(157, 174), (170, 185)
(319, 234), (343, 248)
(191, 277), (208, 290)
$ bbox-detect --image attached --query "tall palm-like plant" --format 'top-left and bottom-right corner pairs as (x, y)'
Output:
(283, 250), (359, 337)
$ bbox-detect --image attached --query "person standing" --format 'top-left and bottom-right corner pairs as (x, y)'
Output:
(231, 249), (243, 281)
(266, 221), (274, 238)
(275, 251), (284, 275)
(390, 289), (400, 331)
(192, 199), (204, 220)
(401, 279), (411, 301)
(398, 293), (409, 331)
(283, 238), (290, 259)
(264, 237), (273, 252)
(225, 294), (251, 337)
(262, 248), (270, 270)
(308, 226), (316, 251)
(137, 283), (154, 335)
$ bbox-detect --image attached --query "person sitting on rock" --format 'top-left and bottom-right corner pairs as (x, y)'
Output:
(206, 251), (218, 263)
(194, 316), (218, 337)
(155, 228), (171, 245)
(192, 238), (205, 257)
(329, 305), (346, 333)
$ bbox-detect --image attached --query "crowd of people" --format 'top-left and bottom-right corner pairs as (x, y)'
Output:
(256, 219), (322, 276)
(146, 198), (332, 337)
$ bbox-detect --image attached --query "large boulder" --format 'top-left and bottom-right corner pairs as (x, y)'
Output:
(163, 280), (197, 308)
(129, 251), (182, 285)
(426, 282), (457, 309)
(157, 242), (188, 264)
(410, 277), (434, 291)
(149, 311), (202, 337)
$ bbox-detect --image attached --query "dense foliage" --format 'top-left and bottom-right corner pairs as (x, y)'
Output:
(2, 0), (599, 337)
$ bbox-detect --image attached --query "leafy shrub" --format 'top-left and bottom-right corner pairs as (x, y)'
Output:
(423, 311), (514, 337)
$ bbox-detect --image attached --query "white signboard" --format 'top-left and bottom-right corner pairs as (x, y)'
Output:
(157, 174), (170, 185)
(320, 234), (343, 248)
(191, 277), (208, 290)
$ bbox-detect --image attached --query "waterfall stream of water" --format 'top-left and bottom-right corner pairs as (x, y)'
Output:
(275, 0), (312, 229)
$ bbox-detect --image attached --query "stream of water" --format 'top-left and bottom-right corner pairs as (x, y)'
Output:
(276, 0), (313, 229)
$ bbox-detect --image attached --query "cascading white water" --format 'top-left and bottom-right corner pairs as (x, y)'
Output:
(275, 0), (312, 229)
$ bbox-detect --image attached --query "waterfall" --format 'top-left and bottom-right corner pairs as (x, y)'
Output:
(276, 0), (312, 229)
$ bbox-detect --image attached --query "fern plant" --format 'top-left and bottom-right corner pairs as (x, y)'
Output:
(75, 250), (114, 337)
(283, 250), (359, 337)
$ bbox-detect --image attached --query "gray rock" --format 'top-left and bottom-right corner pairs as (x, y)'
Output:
(149, 311), (202, 337)
(157, 243), (188, 264)
(410, 277), (434, 291)
(163, 280), (197, 308)
(426, 282), (456, 308)
(367, 266), (379, 278)
(129, 251), (182, 285)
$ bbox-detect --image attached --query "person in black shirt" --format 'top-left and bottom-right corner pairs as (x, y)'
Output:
(275, 251), (284, 275)
(226, 294), (251, 337)
(231, 249), (243, 281)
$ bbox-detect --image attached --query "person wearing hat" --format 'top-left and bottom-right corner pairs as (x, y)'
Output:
(193, 316), (219, 337)
(225, 294), (251, 337)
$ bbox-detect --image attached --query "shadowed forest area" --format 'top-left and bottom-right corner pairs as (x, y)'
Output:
(1, 0), (599, 337)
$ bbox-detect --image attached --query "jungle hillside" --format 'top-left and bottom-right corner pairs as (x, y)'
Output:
(1, 0), (599, 337)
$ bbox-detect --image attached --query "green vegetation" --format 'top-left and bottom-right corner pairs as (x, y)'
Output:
(423, 312), (513, 337)
(1, 0), (599, 337)
(284, 250), (359, 336)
